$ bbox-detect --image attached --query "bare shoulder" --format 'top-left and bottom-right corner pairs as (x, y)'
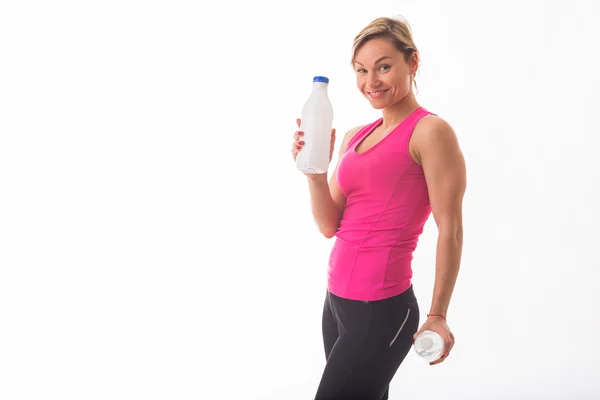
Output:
(410, 115), (462, 164)
(414, 115), (459, 144)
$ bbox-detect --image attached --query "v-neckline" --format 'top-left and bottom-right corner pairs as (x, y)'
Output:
(353, 107), (422, 156)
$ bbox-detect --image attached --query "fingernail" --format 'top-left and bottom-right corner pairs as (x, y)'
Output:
(299, 141), (304, 145)
(299, 132), (304, 136)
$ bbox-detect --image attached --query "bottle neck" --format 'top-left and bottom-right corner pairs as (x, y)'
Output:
(312, 82), (328, 92)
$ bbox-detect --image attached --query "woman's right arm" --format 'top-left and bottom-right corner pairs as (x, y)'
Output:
(301, 125), (364, 238)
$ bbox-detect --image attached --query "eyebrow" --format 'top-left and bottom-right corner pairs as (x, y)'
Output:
(354, 56), (392, 66)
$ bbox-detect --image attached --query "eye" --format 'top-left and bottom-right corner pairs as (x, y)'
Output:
(379, 64), (390, 71)
(356, 68), (367, 74)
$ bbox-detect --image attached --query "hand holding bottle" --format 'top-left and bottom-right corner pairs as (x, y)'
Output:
(291, 117), (336, 179)
(294, 75), (334, 175)
(413, 315), (455, 365)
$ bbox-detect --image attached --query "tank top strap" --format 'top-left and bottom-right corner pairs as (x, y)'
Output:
(402, 107), (435, 128)
(408, 107), (437, 127)
(345, 118), (382, 151)
(399, 107), (437, 147)
(344, 107), (437, 154)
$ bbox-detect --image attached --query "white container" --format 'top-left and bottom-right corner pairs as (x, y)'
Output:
(296, 76), (334, 174)
(413, 330), (444, 362)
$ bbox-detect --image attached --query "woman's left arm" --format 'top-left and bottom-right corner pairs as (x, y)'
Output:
(411, 116), (467, 365)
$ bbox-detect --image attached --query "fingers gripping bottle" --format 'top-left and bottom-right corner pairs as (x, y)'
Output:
(413, 330), (444, 362)
(296, 76), (334, 174)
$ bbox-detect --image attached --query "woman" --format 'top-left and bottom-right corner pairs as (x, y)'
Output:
(291, 16), (466, 400)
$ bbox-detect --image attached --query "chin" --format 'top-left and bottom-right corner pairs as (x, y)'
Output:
(366, 98), (387, 110)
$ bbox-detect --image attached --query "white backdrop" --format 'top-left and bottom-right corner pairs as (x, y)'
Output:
(1, 0), (599, 399)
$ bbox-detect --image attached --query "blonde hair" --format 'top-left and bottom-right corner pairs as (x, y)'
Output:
(351, 16), (419, 92)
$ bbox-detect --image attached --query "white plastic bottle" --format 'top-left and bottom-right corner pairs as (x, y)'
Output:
(413, 330), (445, 362)
(296, 76), (334, 174)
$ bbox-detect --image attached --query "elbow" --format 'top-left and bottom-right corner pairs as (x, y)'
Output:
(321, 230), (337, 239)
(317, 210), (342, 239)
(320, 225), (338, 239)
(439, 223), (463, 244)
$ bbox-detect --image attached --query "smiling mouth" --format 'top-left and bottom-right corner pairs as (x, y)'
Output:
(367, 89), (389, 98)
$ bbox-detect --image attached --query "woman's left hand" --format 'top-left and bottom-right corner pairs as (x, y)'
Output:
(413, 315), (455, 366)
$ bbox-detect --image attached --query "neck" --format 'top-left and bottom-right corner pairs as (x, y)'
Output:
(380, 92), (421, 129)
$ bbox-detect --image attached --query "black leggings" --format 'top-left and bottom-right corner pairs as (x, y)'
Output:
(315, 286), (420, 400)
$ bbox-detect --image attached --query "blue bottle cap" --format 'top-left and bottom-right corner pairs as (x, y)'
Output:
(313, 76), (329, 83)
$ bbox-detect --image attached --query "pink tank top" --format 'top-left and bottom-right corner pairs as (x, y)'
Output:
(328, 106), (435, 301)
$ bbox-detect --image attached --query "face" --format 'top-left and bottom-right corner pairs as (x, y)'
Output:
(353, 37), (418, 109)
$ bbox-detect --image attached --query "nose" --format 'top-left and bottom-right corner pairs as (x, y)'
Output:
(365, 72), (381, 90)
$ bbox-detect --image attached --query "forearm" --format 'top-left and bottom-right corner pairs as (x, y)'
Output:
(429, 226), (463, 317)
(307, 175), (342, 238)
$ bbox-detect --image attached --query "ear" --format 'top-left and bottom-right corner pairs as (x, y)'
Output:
(409, 51), (419, 76)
